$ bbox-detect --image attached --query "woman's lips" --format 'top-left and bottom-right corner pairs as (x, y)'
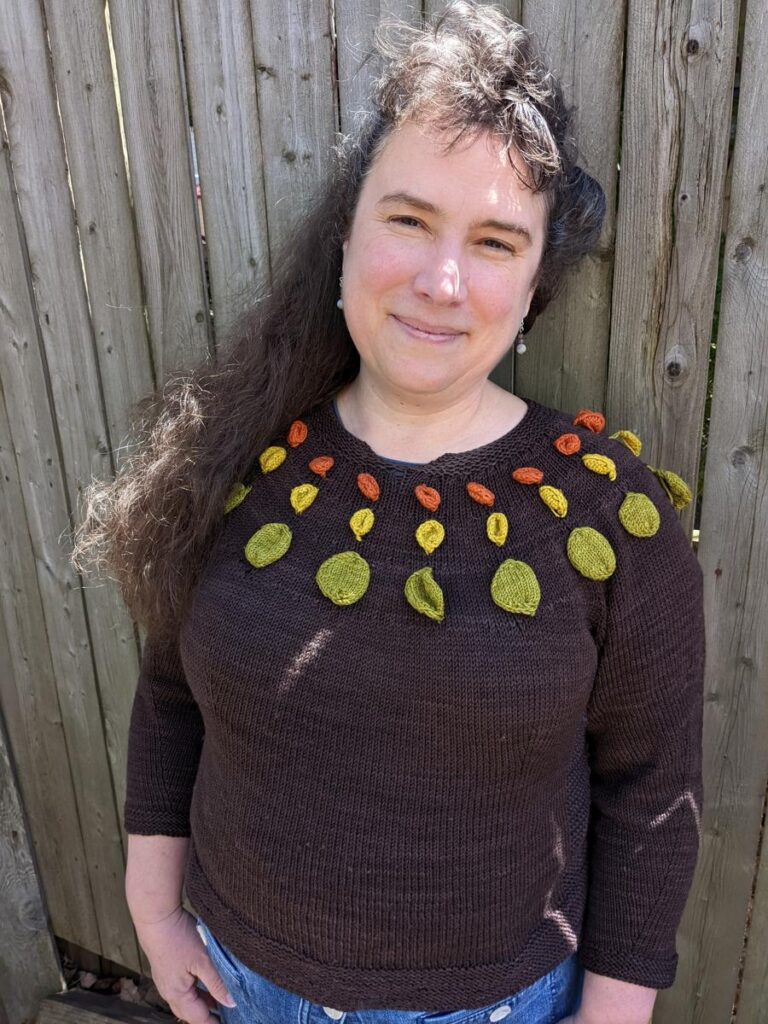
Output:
(392, 315), (464, 343)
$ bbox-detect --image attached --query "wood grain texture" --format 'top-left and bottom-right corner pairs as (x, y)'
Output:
(108, 0), (211, 377)
(0, 612), (65, 1021)
(335, 0), (421, 136)
(247, 0), (338, 251)
(177, 0), (271, 338)
(657, 0), (768, 1020)
(0, 3), (140, 971)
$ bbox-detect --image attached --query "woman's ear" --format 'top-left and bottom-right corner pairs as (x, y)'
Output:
(342, 239), (349, 256)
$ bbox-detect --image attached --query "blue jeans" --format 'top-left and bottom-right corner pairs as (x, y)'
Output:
(195, 916), (584, 1023)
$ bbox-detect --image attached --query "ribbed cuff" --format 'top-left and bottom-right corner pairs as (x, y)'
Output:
(123, 805), (191, 837)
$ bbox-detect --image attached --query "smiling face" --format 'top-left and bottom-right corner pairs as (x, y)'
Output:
(340, 119), (549, 401)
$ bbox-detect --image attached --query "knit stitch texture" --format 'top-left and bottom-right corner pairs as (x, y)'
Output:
(124, 395), (706, 1012)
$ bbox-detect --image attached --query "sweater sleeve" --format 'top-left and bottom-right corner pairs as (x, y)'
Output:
(577, 464), (706, 989)
(123, 631), (205, 837)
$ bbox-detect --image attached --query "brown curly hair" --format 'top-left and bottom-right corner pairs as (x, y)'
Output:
(71, 0), (606, 640)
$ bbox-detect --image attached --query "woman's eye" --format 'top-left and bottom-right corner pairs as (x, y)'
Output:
(390, 215), (422, 228)
(482, 239), (514, 253)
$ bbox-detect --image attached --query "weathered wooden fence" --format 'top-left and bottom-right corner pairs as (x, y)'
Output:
(0, 1), (765, 1022)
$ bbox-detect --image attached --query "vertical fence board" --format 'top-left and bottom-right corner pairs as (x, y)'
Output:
(514, 0), (624, 414)
(0, 135), (100, 954)
(177, 0), (272, 338)
(108, 0), (211, 378)
(42, 0), (153, 955)
(0, 0), (141, 969)
(335, 0), (421, 136)
(0, 630), (64, 1021)
(248, 0), (337, 251)
(657, 0), (768, 1018)
(606, 0), (738, 541)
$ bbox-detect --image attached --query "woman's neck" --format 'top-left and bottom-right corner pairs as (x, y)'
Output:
(333, 379), (528, 463)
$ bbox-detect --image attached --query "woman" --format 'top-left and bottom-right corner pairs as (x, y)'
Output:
(74, 3), (705, 1023)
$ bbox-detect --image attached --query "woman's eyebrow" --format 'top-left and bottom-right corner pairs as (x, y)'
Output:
(376, 191), (533, 246)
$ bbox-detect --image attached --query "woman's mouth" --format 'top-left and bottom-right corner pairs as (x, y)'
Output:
(391, 315), (464, 343)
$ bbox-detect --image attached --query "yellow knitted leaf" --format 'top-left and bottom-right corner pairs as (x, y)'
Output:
(618, 492), (660, 537)
(566, 526), (616, 580)
(224, 481), (251, 514)
(316, 551), (370, 606)
(244, 522), (292, 568)
(259, 445), (287, 473)
(539, 485), (568, 517)
(609, 429), (642, 457)
(404, 567), (445, 623)
(415, 519), (445, 555)
(490, 560), (541, 616)
(290, 483), (319, 514)
(582, 453), (617, 481)
(486, 511), (508, 546)
(647, 466), (692, 510)
(350, 507), (375, 541)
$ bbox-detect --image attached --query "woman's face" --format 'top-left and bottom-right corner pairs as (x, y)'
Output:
(340, 120), (548, 400)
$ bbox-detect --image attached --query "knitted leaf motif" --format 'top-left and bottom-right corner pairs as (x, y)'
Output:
(618, 492), (660, 537)
(467, 482), (495, 507)
(259, 446), (287, 473)
(539, 485), (568, 517)
(224, 482), (251, 514)
(582, 453), (617, 481)
(554, 433), (581, 455)
(287, 420), (308, 447)
(609, 429), (642, 457)
(316, 551), (370, 606)
(567, 526), (616, 580)
(415, 484), (441, 512)
(290, 483), (319, 514)
(490, 560), (541, 616)
(357, 472), (380, 501)
(350, 508), (375, 541)
(486, 511), (508, 546)
(512, 467), (544, 484)
(245, 523), (292, 568)
(573, 409), (606, 432)
(404, 567), (445, 622)
(309, 455), (334, 478)
(646, 466), (693, 510)
(416, 519), (445, 555)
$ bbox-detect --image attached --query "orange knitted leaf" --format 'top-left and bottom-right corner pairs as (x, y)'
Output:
(415, 484), (441, 512)
(512, 467), (544, 485)
(309, 455), (334, 478)
(554, 432), (581, 456)
(572, 409), (606, 433)
(357, 472), (380, 501)
(287, 419), (308, 447)
(466, 482), (495, 507)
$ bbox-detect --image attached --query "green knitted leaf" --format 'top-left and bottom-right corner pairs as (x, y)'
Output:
(244, 522), (292, 568)
(490, 559), (540, 616)
(486, 511), (508, 546)
(415, 519), (445, 555)
(618, 492), (660, 537)
(566, 526), (616, 580)
(224, 481), (251, 514)
(404, 567), (445, 622)
(290, 483), (319, 514)
(316, 551), (370, 606)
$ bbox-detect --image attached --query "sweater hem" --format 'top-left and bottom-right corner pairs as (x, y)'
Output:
(184, 842), (584, 1012)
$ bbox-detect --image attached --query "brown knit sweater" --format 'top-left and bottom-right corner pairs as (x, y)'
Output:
(124, 395), (706, 1012)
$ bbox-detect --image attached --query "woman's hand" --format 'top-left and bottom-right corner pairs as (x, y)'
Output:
(133, 906), (237, 1024)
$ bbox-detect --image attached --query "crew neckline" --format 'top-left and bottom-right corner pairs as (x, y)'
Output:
(312, 393), (550, 476)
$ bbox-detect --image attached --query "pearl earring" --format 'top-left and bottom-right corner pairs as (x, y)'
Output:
(336, 276), (344, 310)
(515, 319), (526, 354)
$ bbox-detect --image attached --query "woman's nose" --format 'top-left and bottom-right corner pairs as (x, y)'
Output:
(413, 252), (468, 304)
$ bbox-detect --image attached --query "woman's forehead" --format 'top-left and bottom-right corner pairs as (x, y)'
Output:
(362, 121), (547, 227)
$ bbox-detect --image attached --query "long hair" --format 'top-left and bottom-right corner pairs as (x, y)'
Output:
(71, 0), (606, 639)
